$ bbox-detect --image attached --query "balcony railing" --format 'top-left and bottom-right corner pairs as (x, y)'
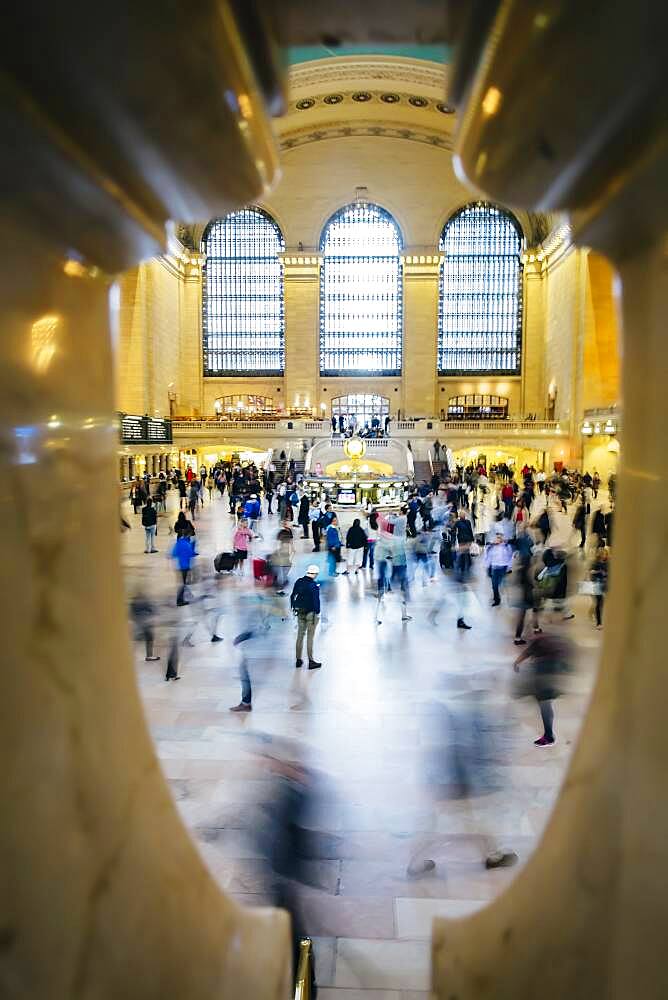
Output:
(171, 417), (563, 436)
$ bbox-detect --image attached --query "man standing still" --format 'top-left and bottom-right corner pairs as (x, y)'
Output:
(290, 565), (322, 670)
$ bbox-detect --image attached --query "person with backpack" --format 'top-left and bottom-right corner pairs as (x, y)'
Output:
(313, 503), (334, 553)
(290, 565), (322, 670)
(141, 497), (158, 553)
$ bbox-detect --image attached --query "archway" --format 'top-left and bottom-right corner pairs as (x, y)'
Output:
(331, 392), (389, 426)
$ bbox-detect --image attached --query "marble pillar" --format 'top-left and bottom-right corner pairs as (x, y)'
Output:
(432, 235), (668, 997)
(1, 230), (291, 995)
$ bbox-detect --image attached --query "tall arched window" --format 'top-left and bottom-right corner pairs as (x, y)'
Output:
(202, 208), (285, 376)
(320, 202), (403, 375)
(438, 203), (523, 374)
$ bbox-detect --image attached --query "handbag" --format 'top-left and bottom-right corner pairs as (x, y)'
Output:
(470, 541), (480, 557)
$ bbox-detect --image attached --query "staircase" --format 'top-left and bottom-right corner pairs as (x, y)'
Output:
(412, 460), (433, 483)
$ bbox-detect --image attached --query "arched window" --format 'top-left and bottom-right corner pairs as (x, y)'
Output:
(202, 208), (285, 376)
(320, 203), (403, 375)
(438, 203), (523, 374)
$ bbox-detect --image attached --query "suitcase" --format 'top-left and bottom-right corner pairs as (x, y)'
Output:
(439, 546), (454, 570)
(252, 557), (275, 586)
(214, 552), (237, 573)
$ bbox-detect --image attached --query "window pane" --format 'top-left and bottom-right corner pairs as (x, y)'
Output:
(202, 209), (285, 376)
(438, 204), (522, 375)
(320, 203), (403, 375)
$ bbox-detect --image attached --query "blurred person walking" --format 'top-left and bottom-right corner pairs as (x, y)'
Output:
(589, 545), (609, 629)
(407, 684), (517, 876)
(130, 591), (160, 662)
(173, 510), (195, 539)
(172, 533), (196, 606)
(513, 632), (573, 745)
(361, 507), (379, 569)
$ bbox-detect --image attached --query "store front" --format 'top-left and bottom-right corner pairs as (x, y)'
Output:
(451, 446), (547, 475)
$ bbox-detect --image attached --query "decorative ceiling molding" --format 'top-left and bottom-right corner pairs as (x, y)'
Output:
(279, 121), (454, 152)
(284, 88), (456, 118)
(288, 57), (448, 94)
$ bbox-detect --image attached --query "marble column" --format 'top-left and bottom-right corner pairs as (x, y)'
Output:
(432, 237), (668, 999)
(2, 3), (291, 994)
(1, 219), (291, 999)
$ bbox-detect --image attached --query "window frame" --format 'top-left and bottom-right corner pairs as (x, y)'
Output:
(437, 202), (523, 377)
(201, 207), (285, 377)
(319, 202), (403, 377)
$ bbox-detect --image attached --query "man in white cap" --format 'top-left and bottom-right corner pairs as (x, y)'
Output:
(290, 564), (322, 670)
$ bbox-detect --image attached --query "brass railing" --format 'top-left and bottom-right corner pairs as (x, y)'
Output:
(294, 937), (313, 1000)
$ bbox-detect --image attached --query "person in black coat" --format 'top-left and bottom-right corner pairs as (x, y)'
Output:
(141, 497), (158, 553)
(297, 493), (310, 539)
(454, 510), (475, 583)
(344, 518), (367, 574)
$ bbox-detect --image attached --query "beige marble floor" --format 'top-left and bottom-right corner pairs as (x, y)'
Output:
(122, 488), (601, 997)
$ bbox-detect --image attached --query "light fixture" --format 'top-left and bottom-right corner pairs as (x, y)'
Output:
(482, 86), (502, 117)
(604, 419), (617, 435)
(581, 421), (593, 436)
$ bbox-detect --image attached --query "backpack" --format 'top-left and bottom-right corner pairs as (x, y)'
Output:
(290, 578), (308, 612)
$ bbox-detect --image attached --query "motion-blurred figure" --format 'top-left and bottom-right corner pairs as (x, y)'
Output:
(407, 682), (517, 876)
(254, 735), (341, 995)
(589, 545), (609, 629)
(171, 533), (197, 606)
(130, 591), (160, 662)
(513, 632), (574, 745)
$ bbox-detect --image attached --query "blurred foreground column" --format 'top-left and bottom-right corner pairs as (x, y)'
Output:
(433, 1), (668, 996)
(1, 3), (291, 997)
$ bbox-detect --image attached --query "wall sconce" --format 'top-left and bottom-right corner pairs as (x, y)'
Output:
(581, 421), (594, 436)
(603, 419), (617, 435)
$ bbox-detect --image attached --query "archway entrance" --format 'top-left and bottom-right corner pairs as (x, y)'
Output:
(331, 393), (389, 427)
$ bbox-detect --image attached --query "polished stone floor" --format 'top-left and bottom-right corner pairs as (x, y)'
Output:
(121, 488), (602, 998)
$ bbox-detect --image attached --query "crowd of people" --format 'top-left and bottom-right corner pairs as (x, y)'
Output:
(125, 454), (611, 970)
(331, 411), (391, 438)
(127, 455), (611, 741)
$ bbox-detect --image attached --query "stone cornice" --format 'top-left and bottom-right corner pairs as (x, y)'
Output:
(156, 248), (202, 282)
(402, 254), (442, 278)
(288, 57), (448, 95)
(280, 120), (454, 152)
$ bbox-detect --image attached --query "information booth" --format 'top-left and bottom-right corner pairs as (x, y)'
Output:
(302, 437), (413, 508)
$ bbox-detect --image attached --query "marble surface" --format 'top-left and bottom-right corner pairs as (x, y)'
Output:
(430, 243), (668, 998)
(1, 237), (290, 1000)
(123, 486), (601, 996)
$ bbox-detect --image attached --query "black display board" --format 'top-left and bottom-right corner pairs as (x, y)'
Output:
(119, 414), (172, 445)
